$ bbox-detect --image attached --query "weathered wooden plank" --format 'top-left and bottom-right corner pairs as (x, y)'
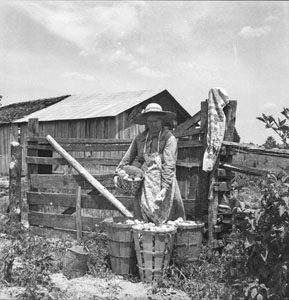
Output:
(26, 157), (201, 168)
(176, 160), (201, 168)
(30, 173), (115, 190)
(26, 137), (132, 144)
(177, 140), (203, 149)
(27, 143), (130, 152)
(198, 101), (209, 217)
(29, 225), (77, 240)
(76, 186), (82, 241)
(221, 101), (238, 181)
(28, 211), (102, 231)
(27, 119), (39, 212)
(26, 156), (120, 166)
(220, 162), (270, 177)
(27, 191), (134, 210)
(174, 111), (201, 136)
(26, 191), (196, 216)
(62, 207), (76, 215)
(222, 141), (289, 158)
(174, 127), (201, 138)
(224, 101), (237, 142)
(9, 141), (22, 221)
(27, 119), (39, 179)
(27, 137), (202, 153)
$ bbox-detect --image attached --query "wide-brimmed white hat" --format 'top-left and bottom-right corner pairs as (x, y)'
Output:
(134, 103), (176, 125)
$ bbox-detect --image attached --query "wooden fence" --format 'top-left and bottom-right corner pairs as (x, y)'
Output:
(15, 101), (238, 240)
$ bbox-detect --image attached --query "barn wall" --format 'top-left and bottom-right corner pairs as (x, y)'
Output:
(18, 112), (145, 175)
(0, 124), (18, 176)
(6, 94), (188, 176)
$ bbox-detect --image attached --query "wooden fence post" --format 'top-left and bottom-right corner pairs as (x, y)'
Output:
(76, 186), (82, 241)
(9, 141), (22, 222)
(27, 118), (39, 211)
(199, 101), (210, 217)
(207, 165), (219, 247)
(207, 100), (238, 247)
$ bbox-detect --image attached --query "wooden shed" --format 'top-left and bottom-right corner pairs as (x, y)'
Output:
(0, 95), (69, 175)
(13, 89), (190, 175)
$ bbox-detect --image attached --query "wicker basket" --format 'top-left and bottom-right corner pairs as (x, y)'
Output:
(174, 222), (204, 261)
(132, 226), (176, 283)
(116, 176), (143, 196)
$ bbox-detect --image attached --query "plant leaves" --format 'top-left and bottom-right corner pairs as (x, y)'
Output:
(257, 117), (266, 123)
(282, 196), (289, 208)
(279, 205), (286, 216)
(279, 119), (287, 127)
(281, 107), (289, 118)
(260, 248), (268, 262)
(244, 237), (255, 249)
(251, 288), (258, 298)
(257, 294), (263, 300)
(268, 115), (275, 123)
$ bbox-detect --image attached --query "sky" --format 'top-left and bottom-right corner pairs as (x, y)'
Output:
(0, 1), (288, 145)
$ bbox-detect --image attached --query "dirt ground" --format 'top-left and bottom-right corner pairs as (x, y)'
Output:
(0, 270), (190, 300)
(0, 232), (190, 300)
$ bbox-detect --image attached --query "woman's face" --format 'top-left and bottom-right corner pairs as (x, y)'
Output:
(146, 114), (163, 134)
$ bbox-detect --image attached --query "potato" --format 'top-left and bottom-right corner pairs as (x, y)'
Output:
(123, 165), (144, 178)
(118, 170), (126, 177)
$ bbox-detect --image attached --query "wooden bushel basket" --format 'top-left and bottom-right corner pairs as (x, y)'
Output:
(104, 217), (137, 275)
(132, 227), (176, 283)
(174, 222), (204, 261)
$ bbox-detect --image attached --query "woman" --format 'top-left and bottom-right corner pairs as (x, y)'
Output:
(114, 103), (185, 224)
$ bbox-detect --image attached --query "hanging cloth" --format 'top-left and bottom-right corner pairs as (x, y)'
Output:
(139, 131), (174, 224)
(202, 87), (230, 172)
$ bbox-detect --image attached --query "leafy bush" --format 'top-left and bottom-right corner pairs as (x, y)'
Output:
(230, 172), (289, 299)
(0, 220), (68, 300)
(257, 107), (289, 147)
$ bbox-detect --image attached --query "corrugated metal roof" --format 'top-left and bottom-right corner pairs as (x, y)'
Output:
(14, 89), (166, 123)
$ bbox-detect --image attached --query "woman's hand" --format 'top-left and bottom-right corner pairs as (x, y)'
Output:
(156, 188), (166, 203)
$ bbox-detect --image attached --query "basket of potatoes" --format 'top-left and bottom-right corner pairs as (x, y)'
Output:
(116, 165), (144, 196)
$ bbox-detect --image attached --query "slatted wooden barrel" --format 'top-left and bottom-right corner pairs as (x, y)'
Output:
(174, 222), (204, 261)
(104, 217), (137, 275)
(132, 226), (176, 283)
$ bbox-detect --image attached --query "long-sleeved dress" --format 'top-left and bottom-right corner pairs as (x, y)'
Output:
(116, 128), (185, 224)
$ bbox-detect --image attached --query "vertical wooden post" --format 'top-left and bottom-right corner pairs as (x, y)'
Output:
(27, 118), (39, 211)
(207, 101), (238, 247)
(207, 165), (219, 247)
(222, 101), (238, 177)
(9, 141), (22, 222)
(76, 186), (82, 241)
(223, 101), (237, 142)
(198, 101), (210, 217)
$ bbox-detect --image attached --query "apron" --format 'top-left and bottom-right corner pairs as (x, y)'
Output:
(138, 131), (175, 224)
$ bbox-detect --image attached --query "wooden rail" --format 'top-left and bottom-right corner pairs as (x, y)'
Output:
(222, 141), (289, 158)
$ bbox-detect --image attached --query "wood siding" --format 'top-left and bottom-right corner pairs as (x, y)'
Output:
(0, 124), (18, 176)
